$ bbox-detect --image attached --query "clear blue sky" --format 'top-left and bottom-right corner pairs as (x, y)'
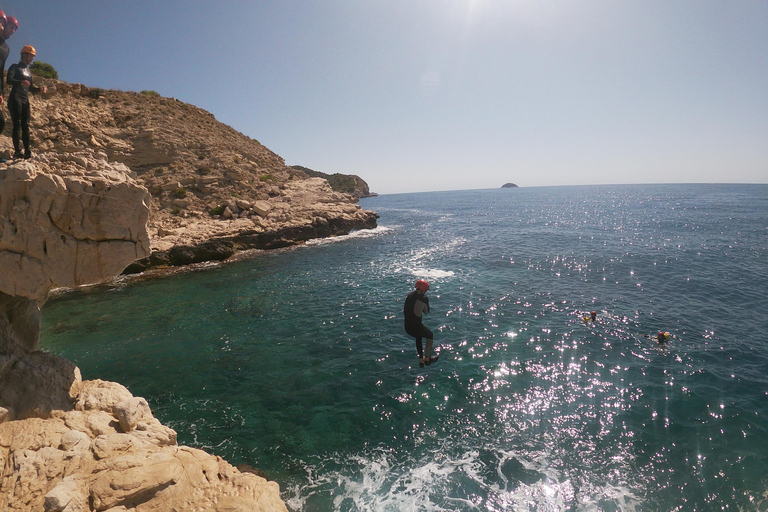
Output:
(5, 1), (767, 193)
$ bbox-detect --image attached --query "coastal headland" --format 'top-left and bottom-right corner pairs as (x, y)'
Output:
(0, 77), (381, 510)
(11, 78), (379, 273)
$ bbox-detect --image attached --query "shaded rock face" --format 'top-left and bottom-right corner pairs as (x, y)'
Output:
(0, 151), (150, 303)
(0, 293), (41, 353)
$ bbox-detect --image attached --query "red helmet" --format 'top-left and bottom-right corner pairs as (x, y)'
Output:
(5, 16), (17, 29)
(415, 279), (430, 292)
(0, 11), (6, 25)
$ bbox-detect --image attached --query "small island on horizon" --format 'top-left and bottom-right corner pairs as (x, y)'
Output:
(501, 183), (519, 188)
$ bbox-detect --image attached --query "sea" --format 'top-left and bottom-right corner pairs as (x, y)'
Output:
(40, 184), (768, 511)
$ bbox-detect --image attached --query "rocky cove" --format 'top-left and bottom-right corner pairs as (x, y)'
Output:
(0, 79), (379, 511)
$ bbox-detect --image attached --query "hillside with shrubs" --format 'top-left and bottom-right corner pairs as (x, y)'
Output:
(9, 75), (377, 268)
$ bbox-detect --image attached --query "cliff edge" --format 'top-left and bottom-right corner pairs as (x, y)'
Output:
(11, 79), (377, 272)
(0, 152), (287, 510)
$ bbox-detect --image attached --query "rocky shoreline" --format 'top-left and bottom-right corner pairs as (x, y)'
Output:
(125, 214), (377, 273)
(0, 78), (382, 510)
(8, 77), (380, 275)
(124, 176), (378, 274)
(0, 152), (293, 510)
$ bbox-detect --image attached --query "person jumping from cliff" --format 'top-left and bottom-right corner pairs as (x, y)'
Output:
(404, 279), (439, 367)
(7, 44), (45, 159)
(0, 12), (19, 163)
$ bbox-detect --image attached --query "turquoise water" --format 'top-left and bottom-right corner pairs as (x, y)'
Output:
(41, 184), (768, 511)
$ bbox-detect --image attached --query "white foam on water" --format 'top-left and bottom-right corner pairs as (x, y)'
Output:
(283, 447), (642, 512)
(304, 226), (395, 246)
(391, 237), (466, 282)
(406, 267), (456, 280)
(285, 451), (471, 512)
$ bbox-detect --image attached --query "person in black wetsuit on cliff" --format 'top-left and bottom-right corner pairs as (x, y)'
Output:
(404, 279), (439, 367)
(0, 12), (19, 162)
(7, 44), (46, 159)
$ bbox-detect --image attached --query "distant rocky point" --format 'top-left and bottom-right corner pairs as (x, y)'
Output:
(290, 165), (377, 200)
(501, 183), (519, 188)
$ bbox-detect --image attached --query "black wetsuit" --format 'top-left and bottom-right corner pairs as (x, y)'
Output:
(7, 60), (41, 157)
(0, 39), (9, 136)
(404, 291), (432, 357)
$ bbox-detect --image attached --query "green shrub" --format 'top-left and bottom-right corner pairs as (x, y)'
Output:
(89, 88), (106, 99)
(30, 61), (58, 79)
(140, 90), (161, 97)
(171, 187), (187, 199)
(259, 173), (277, 183)
(209, 205), (226, 216)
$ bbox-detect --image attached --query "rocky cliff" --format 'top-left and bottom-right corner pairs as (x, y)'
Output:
(0, 73), (401, 510)
(289, 165), (375, 200)
(0, 154), (287, 511)
(7, 79), (377, 271)
(0, 76), (379, 511)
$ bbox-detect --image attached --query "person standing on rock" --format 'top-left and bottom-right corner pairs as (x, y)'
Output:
(0, 12), (19, 162)
(404, 279), (439, 367)
(6, 44), (45, 159)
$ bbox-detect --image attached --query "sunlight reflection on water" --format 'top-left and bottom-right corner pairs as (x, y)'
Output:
(41, 185), (768, 511)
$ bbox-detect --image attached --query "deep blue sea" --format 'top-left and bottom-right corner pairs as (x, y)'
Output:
(41, 184), (768, 511)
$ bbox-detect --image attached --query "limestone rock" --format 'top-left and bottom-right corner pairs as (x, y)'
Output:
(0, 292), (41, 352)
(252, 200), (272, 217)
(75, 380), (134, 414)
(44, 477), (86, 512)
(0, 367), (288, 512)
(59, 430), (90, 453)
(0, 150), (151, 303)
(125, 176), (378, 273)
(21, 83), (377, 271)
(114, 397), (151, 432)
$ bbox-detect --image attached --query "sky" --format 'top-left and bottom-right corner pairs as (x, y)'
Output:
(4, 1), (767, 194)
